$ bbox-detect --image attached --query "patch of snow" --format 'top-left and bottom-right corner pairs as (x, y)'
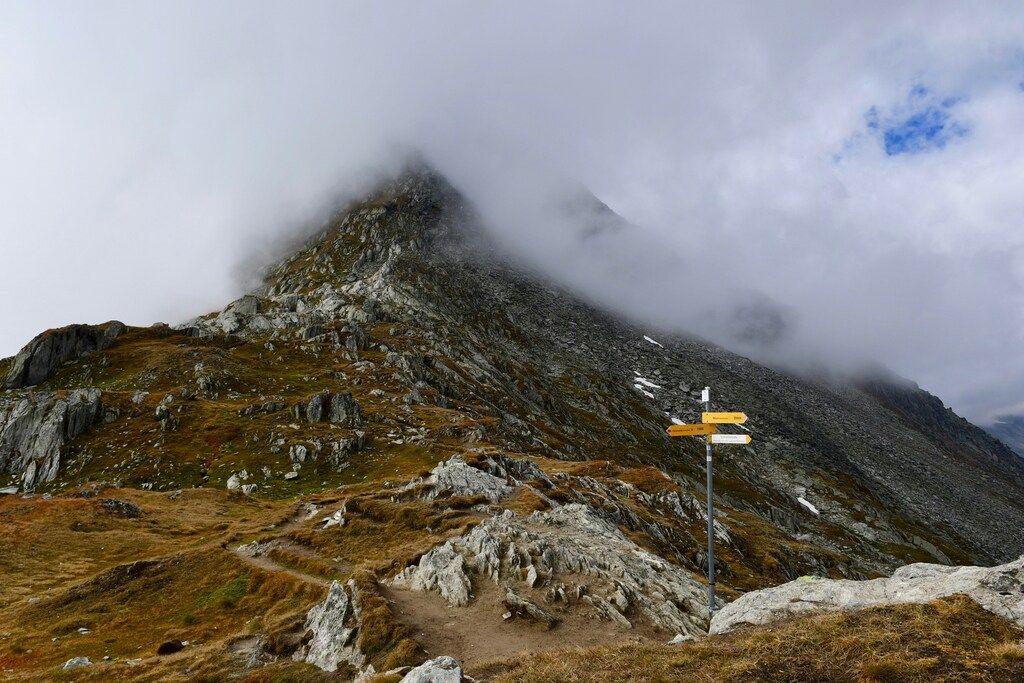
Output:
(633, 384), (656, 399)
(670, 417), (685, 425)
(635, 377), (662, 389)
(644, 335), (664, 348)
(797, 496), (820, 515)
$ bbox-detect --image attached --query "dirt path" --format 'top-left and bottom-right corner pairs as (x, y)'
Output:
(232, 544), (331, 586)
(384, 579), (666, 669)
(230, 499), (348, 587)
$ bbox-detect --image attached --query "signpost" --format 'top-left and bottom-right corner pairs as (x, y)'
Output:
(666, 423), (717, 437)
(710, 433), (751, 445)
(665, 387), (751, 622)
(702, 411), (748, 424)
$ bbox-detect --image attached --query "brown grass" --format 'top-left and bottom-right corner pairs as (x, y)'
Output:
(474, 596), (1024, 683)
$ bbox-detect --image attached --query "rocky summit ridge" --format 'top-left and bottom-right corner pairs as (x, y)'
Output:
(2, 165), (1024, 680)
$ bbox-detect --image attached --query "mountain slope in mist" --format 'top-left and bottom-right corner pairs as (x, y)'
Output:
(1, 165), (1023, 679)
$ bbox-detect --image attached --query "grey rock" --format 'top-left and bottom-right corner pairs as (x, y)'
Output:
(299, 580), (364, 672)
(329, 392), (362, 426)
(408, 455), (513, 503)
(239, 400), (286, 417)
(4, 321), (124, 389)
(400, 656), (462, 683)
(710, 556), (1024, 634)
(0, 388), (102, 490)
(61, 657), (92, 670)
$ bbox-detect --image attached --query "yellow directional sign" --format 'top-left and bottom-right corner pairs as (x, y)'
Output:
(666, 423), (717, 437)
(711, 433), (752, 445)
(702, 412), (748, 424)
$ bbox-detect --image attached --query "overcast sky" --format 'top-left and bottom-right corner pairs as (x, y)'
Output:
(3, 2), (1024, 423)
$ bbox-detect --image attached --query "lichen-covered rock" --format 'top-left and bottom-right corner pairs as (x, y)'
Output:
(400, 656), (462, 683)
(710, 556), (1024, 634)
(297, 580), (365, 672)
(389, 503), (710, 635)
(0, 389), (102, 489)
(4, 322), (124, 389)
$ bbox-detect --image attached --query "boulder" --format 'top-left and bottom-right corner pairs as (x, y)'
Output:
(400, 656), (462, 683)
(297, 580), (365, 672)
(0, 389), (102, 490)
(409, 455), (513, 503)
(710, 556), (1024, 634)
(293, 391), (363, 427)
(4, 322), (125, 389)
(60, 656), (92, 670)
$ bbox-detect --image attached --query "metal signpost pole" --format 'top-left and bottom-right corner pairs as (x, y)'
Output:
(666, 389), (748, 626)
(703, 386), (715, 620)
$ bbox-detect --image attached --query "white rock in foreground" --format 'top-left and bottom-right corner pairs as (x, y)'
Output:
(710, 556), (1024, 634)
(400, 655), (462, 683)
(296, 580), (364, 672)
(61, 657), (92, 669)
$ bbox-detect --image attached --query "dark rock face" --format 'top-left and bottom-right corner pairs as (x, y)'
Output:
(3, 322), (125, 389)
(0, 388), (102, 489)
(293, 391), (363, 427)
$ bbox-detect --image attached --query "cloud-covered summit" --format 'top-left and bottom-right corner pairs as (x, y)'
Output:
(2, 1), (1024, 422)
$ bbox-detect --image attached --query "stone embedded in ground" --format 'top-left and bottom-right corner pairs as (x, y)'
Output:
(60, 656), (91, 670)
(710, 556), (1024, 634)
(399, 655), (462, 683)
(157, 640), (185, 655)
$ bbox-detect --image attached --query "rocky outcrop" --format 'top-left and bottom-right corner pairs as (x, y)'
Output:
(710, 556), (1024, 634)
(400, 656), (462, 683)
(388, 503), (710, 635)
(0, 389), (102, 490)
(4, 322), (124, 389)
(410, 456), (513, 503)
(295, 580), (365, 673)
(293, 391), (363, 427)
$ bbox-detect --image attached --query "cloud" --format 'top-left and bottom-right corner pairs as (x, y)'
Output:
(2, 1), (1024, 422)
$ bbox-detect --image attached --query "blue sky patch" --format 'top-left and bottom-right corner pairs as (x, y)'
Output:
(862, 84), (970, 156)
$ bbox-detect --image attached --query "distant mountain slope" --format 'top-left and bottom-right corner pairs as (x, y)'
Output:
(986, 415), (1024, 457)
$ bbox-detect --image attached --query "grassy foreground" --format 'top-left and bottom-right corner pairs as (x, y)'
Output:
(471, 596), (1024, 683)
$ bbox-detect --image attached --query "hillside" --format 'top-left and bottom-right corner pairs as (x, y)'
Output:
(2, 166), (1024, 680)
